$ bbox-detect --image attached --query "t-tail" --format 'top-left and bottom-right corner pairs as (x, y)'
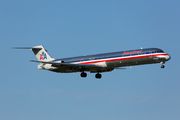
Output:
(13, 45), (55, 61)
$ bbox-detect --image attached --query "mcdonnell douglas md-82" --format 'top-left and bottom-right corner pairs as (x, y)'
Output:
(14, 45), (171, 79)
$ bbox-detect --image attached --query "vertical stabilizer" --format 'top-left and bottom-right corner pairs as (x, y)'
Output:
(31, 45), (54, 61)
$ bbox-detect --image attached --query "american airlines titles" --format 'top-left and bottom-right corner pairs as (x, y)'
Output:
(122, 50), (142, 55)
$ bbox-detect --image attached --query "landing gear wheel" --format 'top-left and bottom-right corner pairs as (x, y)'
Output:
(81, 72), (87, 78)
(95, 73), (102, 79)
(161, 65), (165, 68)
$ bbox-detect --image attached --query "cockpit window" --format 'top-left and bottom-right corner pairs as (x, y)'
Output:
(155, 50), (164, 53)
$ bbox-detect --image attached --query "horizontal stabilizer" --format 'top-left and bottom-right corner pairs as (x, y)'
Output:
(11, 47), (33, 49)
(12, 46), (43, 50)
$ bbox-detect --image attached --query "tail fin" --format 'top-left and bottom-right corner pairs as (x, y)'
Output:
(31, 45), (54, 61)
(13, 45), (55, 61)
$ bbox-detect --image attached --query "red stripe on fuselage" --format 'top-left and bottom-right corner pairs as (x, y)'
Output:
(78, 53), (169, 64)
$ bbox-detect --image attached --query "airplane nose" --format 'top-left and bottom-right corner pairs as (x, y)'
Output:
(165, 54), (171, 60)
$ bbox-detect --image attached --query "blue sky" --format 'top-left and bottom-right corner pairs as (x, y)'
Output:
(1, 0), (180, 120)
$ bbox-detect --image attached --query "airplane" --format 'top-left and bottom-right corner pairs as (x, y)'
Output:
(13, 45), (171, 79)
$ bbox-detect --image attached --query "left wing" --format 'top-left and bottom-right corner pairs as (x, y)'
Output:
(30, 60), (102, 69)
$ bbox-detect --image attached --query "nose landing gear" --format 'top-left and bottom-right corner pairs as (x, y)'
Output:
(160, 62), (165, 68)
(161, 65), (165, 68)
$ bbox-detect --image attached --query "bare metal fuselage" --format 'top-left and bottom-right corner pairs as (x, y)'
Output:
(48, 48), (170, 73)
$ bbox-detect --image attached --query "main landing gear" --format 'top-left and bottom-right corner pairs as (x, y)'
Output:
(81, 72), (87, 78)
(80, 72), (102, 79)
(95, 73), (102, 79)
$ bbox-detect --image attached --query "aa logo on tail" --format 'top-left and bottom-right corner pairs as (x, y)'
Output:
(40, 52), (47, 60)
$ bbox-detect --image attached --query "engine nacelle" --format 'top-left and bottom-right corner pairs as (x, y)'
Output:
(38, 64), (57, 70)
